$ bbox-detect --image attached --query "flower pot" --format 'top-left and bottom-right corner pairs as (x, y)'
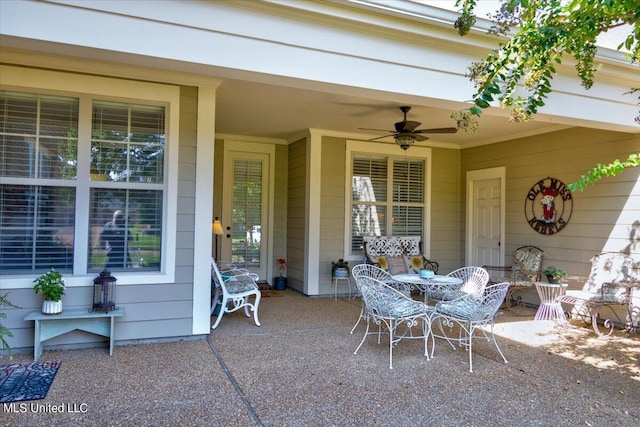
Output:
(546, 275), (560, 284)
(42, 300), (62, 314)
(274, 277), (287, 290)
(333, 267), (349, 278)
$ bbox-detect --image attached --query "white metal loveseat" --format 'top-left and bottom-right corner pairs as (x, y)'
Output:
(362, 236), (439, 275)
(555, 252), (640, 337)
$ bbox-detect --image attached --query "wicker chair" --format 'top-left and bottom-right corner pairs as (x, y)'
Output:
(353, 275), (431, 369)
(483, 245), (545, 313)
(210, 259), (261, 330)
(428, 266), (489, 303)
(430, 282), (510, 372)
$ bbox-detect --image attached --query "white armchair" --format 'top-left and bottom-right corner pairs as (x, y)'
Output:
(210, 259), (261, 330)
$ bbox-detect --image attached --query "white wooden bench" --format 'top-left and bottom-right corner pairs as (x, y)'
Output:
(24, 308), (124, 360)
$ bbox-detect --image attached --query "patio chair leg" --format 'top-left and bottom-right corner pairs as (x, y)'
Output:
(252, 294), (261, 327)
(350, 305), (365, 334)
(211, 299), (226, 330)
(354, 318), (371, 355)
(389, 325), (394, 369)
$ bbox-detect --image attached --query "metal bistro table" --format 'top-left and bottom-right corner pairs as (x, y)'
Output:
(392, 273), (463, 303)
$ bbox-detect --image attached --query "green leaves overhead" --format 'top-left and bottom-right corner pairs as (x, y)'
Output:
(567, 153), (640, 192)
(452, 0), (640, 127)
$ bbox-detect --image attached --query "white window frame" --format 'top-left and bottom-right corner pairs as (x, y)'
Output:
(0, 65), (179, 288)
(344, 140), (432, 261)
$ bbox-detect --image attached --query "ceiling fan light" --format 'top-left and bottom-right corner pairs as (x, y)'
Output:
(396, 135), (415, 150)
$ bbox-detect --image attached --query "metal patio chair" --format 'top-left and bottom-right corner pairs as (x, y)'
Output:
(350, 264), (409, 334)
(483, 245), (545, 313)
(428, 266), (489, 303)
(353, 275), (430, 369)
(210, 258), (261, 330)
(430, 281), (510, 372)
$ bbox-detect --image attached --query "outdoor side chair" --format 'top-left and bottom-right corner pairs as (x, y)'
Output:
(430, 281), (510, 372)
(353, 275), (431, 369)
(350, 264), (409, 334)
(210, 258), (261, 330)
(428, 266), (489, 303)
(483, 245), (545, 314)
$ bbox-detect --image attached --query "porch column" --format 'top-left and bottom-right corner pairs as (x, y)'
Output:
(305, 130), (322, 295)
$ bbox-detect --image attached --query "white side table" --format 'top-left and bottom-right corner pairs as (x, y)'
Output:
(332, 276), (351, 301)
(534, 282), (568, 323)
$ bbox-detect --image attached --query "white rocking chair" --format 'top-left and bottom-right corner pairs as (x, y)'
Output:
(210, 259), (261, 330)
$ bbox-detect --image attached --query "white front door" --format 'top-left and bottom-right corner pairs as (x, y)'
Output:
(222, 141), (274, 281)
(466, 167), (505, 268)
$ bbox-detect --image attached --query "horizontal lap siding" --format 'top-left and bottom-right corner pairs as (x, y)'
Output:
(462, 128), (640, 287)
(319, 137), (347, 295)
(287, 138), (307, 292)
(431, 147), (461, 274)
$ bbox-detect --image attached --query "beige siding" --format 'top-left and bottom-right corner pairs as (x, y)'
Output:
(272, 143), (289, 282)
(462, 128), (640, 287)
(287, 138), (307, 292)
(430, 147), (462, 274)
(319, 136), (348, 294)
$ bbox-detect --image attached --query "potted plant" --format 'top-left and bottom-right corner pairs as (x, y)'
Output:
(33, 268), (66, 314)
(1, 293), (20, 359)
(331, 259), (349, 278)
(274, 258), (287, 290)
(542, 265), (567, 284)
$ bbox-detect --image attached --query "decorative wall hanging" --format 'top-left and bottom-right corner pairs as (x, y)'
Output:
(524, 177), (573, 235)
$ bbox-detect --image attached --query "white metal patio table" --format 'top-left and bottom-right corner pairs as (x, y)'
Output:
(392, 273), (463, 303)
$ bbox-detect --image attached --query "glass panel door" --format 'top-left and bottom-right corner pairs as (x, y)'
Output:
(222, 147), (270, 280)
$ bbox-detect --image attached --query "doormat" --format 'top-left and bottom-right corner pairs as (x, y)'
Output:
(260, 290), (283, 297)
(0, 360), (61, 403)
(256, 280), (271, 291)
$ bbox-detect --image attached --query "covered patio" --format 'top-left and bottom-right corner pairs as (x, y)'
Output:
(4, 290), (639, 426)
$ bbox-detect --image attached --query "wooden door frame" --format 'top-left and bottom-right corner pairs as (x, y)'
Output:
(465, 167), (506, 266)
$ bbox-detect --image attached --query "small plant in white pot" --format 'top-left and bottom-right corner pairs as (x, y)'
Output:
(33, 269), (66, 314)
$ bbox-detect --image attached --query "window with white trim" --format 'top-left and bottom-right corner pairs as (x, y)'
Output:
(350, 152), (426, 257)
(0, 90), (166, 275)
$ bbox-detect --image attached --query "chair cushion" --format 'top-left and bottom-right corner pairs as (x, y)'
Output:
(386, 256), (406, 275)
(375, 256), (388, 270)
(436, 298), (483, 320)
(226, 279), (259, 294)
(403, 255), (424, 274)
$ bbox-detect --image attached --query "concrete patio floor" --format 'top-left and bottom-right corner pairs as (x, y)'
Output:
(2, 289), (639, 426)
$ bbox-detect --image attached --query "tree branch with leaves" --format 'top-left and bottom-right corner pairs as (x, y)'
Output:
(566, 153), (640, 192)
(452, 0), (640, 130)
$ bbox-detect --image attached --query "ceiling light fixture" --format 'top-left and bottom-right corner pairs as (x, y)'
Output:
(395, 134), (415, 150)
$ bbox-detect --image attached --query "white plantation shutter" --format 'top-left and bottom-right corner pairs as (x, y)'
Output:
(350, 154), (425, 256)
(0, 92), (78, 273)
(231, 159), (262, 268)
(0, 90), (166, 275)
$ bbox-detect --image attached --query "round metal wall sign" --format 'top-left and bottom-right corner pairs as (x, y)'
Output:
(524, 177), (573, 235)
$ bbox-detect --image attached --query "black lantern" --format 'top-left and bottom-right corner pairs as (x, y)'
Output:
(92, 269), (117, 313)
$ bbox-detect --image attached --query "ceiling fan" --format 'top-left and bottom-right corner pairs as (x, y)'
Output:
(359, 106), (458, 150)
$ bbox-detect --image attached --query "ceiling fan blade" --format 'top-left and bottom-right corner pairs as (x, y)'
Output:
(368, 134), (395, 141)
(403, 121), (422, 132)
(414, 127), (458, 134)
(394, 120), (421, 133)
(413, 134), (429, 142)
(359, 127), (395, 133)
